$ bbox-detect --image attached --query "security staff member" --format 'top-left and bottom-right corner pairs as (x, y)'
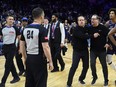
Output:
(66, 16), (99, 87)
(90, 15), (109, 86)
(20, 7), (53, 87)
(0, 15), (20, 87)
(48, 13), (65, 72)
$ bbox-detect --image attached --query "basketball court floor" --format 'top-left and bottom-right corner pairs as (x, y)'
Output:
(0, 44), (116, 87)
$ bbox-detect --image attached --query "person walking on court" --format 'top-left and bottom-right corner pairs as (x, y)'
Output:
(15, 17), (28, 76)
(48, 13), (65, 72)
(66, 16), (99, 87)
(0, 15), (20, 87)
(90, 14), (109, 86)
(20, 7), (54, 87)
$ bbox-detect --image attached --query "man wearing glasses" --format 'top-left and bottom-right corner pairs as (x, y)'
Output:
(90, 14), (109, 86)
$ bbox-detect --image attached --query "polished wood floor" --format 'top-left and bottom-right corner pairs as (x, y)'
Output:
(0, 44), (116, 87)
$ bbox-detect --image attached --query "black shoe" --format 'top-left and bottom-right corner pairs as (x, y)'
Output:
(0, 83), (5, 87)
(10, 77), (20, 84)
(91, 78), (97, 85)
(104, 80), (108, 86)
(79, 80), (85, 85)
(51, 69), (59, 72)
(61, 63), (65, 71)
(18, 71), (24, 76)
(66, 85), (72, 87)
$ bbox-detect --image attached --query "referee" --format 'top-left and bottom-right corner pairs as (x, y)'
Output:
(0, 15), (20, 87)
(20, 7), (53, 87)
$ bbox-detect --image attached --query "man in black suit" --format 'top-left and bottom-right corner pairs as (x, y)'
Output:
(44, 17), (50, 35)
(48, 13), (65, 72)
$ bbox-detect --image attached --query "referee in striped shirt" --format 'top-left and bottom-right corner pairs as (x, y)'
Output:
(20, 7), (53, 87)
(0, 15), (20, 87)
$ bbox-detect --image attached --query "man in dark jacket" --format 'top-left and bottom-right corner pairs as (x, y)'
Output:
(90, 14), (109, 86)
(48, 13), (65, 72)
(67, 16), (99, 87)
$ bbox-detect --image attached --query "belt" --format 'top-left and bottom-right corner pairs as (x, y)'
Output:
(3, 43), (15, 46)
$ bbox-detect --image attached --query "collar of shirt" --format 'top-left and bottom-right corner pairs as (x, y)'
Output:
(44, 24), (48, 29)
(53, 21), (58, 29)
(6, 26), (13, 28)
(54, 21), (58, 25)
(21, 26), (24, 29)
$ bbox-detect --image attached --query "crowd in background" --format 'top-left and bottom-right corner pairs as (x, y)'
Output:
(0, 0), (115, 55)
(0, 0), (115, 24)
(0, 1), (115, 87)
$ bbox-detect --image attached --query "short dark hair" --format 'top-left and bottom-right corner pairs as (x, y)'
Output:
(77, 15), (85, 20)
(92, 14), (101, 21)
(108, 8), (116, 15)
(52, 13), (59, 18)
(6, 15), (14, 19)
(32, 7), (44, 19)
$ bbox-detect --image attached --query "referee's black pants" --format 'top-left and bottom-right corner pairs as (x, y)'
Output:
(15, 48), (25, 73)
(90, 50), (108, 82)
(50, 42), (65, 70)
(25, 54), (48, 87)
(67, 49), (89, 86)
(1, 44), (19, 84)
